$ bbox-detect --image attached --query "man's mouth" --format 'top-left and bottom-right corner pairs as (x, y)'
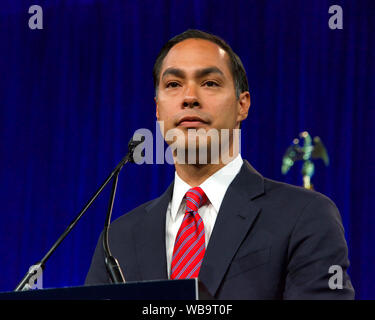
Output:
(177, 116), (209, 128)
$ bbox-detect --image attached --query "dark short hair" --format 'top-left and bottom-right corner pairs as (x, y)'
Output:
(152, 29), (249, 99)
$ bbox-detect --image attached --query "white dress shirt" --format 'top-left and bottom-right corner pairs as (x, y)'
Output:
(165, 154), (244, 278)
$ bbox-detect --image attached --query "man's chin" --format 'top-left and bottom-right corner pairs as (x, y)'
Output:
(170, 143), (220, 165)
(163, 126), (238, 165)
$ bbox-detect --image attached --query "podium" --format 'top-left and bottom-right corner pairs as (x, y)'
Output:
(0, 279), (213, 300)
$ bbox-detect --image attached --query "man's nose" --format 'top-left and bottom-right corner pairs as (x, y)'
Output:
(182, 84), (200, 108)
(182, 99), (200, 108)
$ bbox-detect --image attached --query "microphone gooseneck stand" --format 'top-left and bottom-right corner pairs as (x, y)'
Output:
(14, 136), (144, 291)
(102, 165), (124, 283)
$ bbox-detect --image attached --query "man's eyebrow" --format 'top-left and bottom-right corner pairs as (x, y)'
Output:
(161, 66), (225, 80)
(161, 68), (186, 80)
(194, 67), (224, 78)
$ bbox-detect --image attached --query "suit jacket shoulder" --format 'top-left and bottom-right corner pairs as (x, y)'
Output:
(85, 184), (173, 285)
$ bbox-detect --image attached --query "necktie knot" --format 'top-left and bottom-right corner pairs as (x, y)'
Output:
(185, 187), (208, 214)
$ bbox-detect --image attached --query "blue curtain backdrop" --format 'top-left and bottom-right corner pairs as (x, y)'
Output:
(0, 0), (374, 299)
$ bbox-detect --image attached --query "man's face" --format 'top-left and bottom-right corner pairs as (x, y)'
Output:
(155, 38), (250, 155)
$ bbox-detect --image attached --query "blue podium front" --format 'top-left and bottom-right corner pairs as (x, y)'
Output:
(0, 279), (200, 300)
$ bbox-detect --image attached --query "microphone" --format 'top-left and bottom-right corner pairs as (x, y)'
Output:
(14, 134), (145, 291)
(102, 134), (145, 283)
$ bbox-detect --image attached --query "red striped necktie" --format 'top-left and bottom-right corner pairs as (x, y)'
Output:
(170, 187), (208, 279)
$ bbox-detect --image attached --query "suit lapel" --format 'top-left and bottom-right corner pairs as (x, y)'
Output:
(133, 182), (174, 281)
(199, 160), (265, 297)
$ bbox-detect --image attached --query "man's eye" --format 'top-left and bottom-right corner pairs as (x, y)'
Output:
(166, 82), (180, 88)
(203, 81), (219, 87)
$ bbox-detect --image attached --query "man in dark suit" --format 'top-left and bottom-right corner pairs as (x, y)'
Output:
(85, 29), (354, 299)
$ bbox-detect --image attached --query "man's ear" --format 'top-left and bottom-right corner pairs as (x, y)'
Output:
(237, 91), (251, 122)
(155, 96), (159, 120)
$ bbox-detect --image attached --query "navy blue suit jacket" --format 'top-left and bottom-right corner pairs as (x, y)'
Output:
(85, 160), (354, 299)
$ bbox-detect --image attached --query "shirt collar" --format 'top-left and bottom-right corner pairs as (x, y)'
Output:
(170, 154), (243, 221)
